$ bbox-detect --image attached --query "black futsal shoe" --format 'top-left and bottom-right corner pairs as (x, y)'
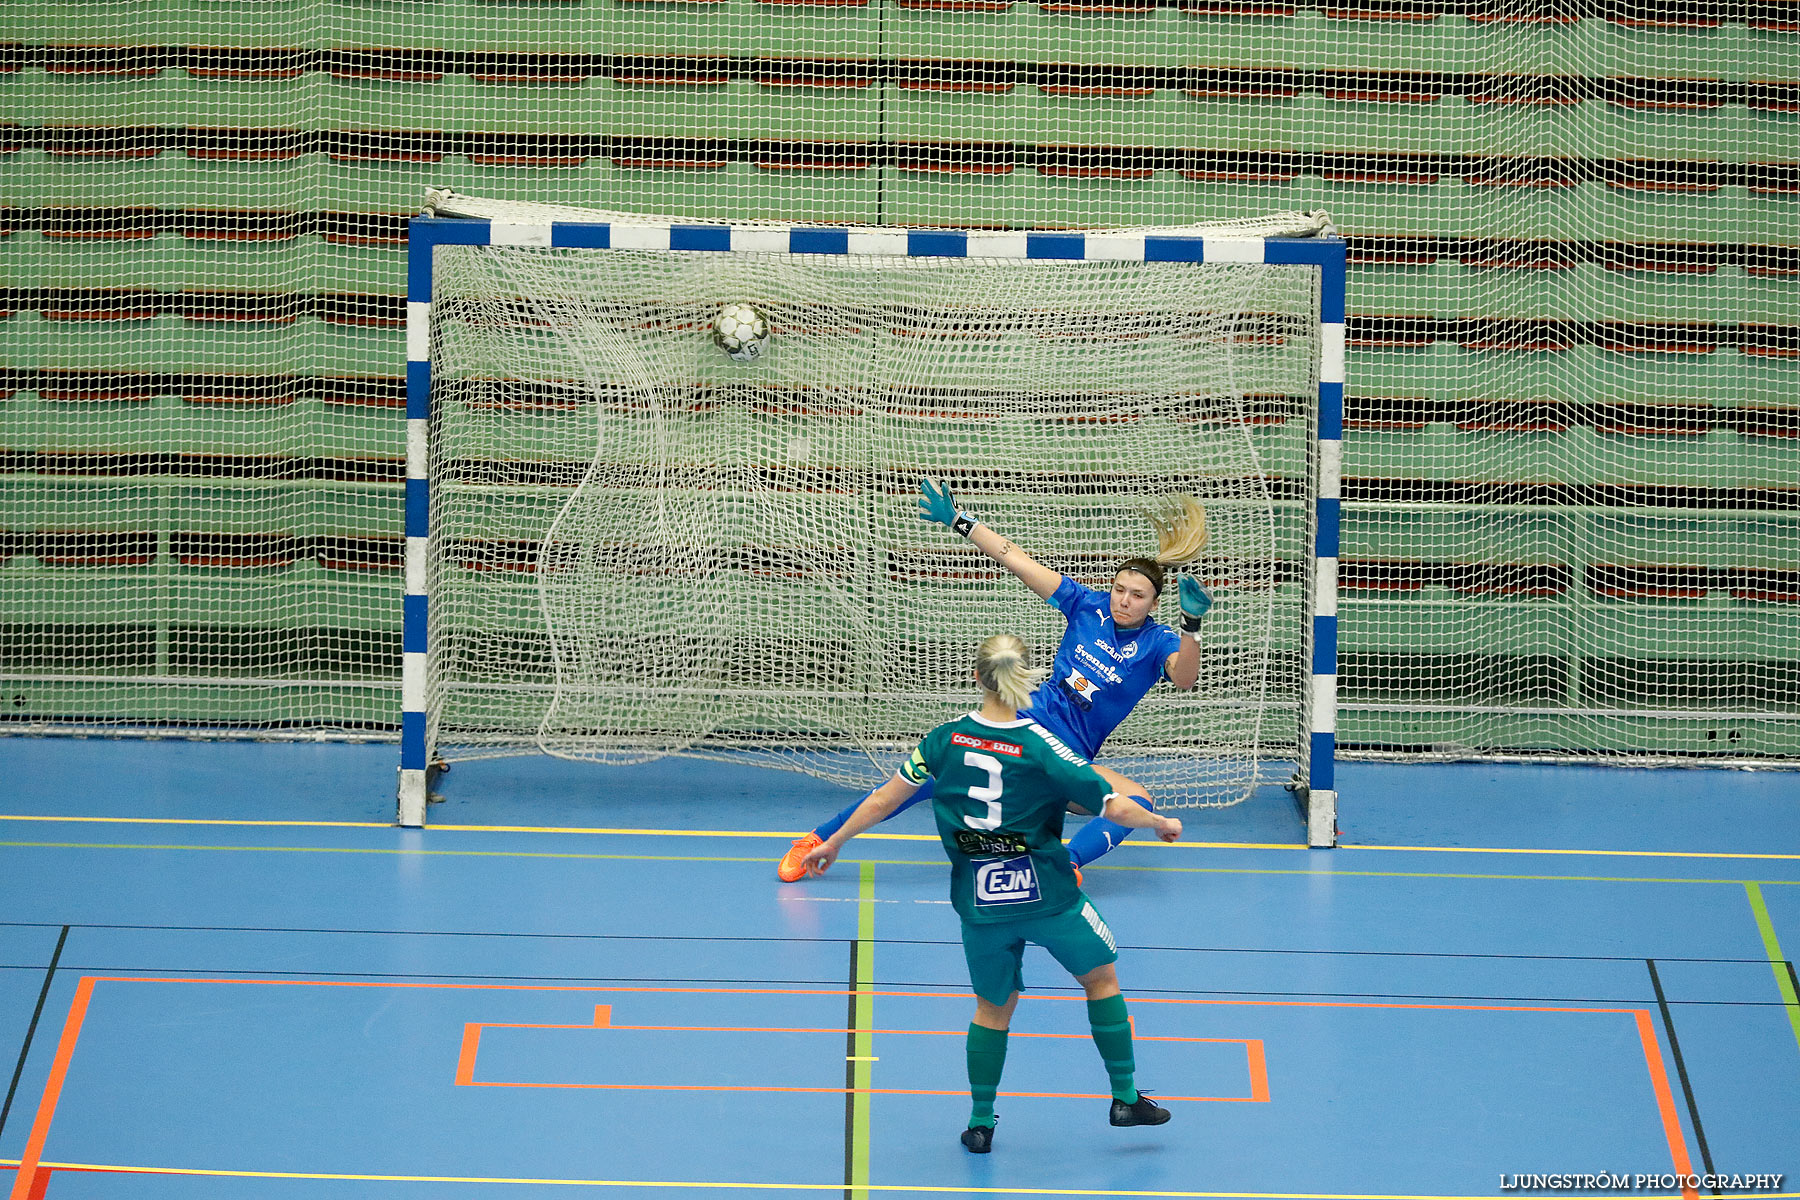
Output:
(1109, 1092), (1172, 1127)
(960, 1122), (996, 1153)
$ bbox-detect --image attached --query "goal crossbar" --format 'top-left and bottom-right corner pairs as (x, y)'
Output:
(401, 211), (1345, 847)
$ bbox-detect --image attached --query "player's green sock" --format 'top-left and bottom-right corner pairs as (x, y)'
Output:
(966, 1023), (1009, 1128)
(1087, 994), (1138, 1104)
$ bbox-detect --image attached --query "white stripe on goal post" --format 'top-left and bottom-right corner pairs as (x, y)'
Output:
(403, 216), (1344, 840)
(1269, 233), (1347, 849)
(399, 215), (496, 826)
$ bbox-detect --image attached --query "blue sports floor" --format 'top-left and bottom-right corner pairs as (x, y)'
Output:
(2, 740), (1797, 1198)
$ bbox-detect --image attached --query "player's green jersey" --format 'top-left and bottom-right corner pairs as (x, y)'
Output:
(899, 713), (1113, 924)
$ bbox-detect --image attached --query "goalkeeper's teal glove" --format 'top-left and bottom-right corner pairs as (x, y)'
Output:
(1178, 574), (1212, 637)
(919, 477), (977, 537)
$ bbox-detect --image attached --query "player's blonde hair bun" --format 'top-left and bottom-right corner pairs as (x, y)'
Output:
(1142, 493), (1208, 565)
(975, 633), (1050, 712)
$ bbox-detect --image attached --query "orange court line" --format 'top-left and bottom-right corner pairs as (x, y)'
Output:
(459, 1080), (1260, 1102)
(454, 1008), (1267, 1103)
(1634, 1010), (1699, 1199)
(1124, 995), (1695, 1199)
(620, 1026), (1251, 1045)
(7, 976), (95, 1200)
(1246, 1039), (1271, 1103)
(491, 1020), (1254, 1045)
(63, 975), (637, 991)
(7, 979), (632, 1200)
(465, 1021), (1255, 1042)
(8, 975), (1698, 1200)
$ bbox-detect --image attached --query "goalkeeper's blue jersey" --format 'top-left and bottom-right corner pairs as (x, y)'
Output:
(1019, 575), (1184, 760)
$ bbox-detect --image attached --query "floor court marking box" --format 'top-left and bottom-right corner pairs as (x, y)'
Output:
(8, 976), (1699, 1197)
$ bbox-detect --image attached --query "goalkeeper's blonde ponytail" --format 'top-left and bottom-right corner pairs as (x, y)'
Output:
(975, 633), (1050, 712)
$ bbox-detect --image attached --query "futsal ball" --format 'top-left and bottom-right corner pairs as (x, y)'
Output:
(713, 303), (770, 362)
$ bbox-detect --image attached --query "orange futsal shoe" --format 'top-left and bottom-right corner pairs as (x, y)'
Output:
(778, 832), (824, 882)
(1073, 865), (1084, 887)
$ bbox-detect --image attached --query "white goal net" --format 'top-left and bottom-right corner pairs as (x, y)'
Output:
(419, 203), (1328, 811)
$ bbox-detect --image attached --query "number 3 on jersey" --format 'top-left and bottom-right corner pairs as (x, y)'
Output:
(963, 751), (1003, 830)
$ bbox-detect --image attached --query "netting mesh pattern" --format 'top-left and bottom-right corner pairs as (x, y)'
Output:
(0, 0), (1794, 762)
(426, 244), (1320, 806)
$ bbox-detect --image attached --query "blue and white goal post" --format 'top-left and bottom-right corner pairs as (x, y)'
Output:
(399, 203), (1343, 847)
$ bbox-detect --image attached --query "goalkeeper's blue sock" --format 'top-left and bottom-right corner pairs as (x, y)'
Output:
(1067, 794), (1153, 868)
(813, 780), (936, 841)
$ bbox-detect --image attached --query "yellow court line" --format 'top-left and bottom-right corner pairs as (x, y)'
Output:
(0, 815), (886, 838)
(0, 815), (390, 829)
(1340, 844), (1800, 862)
(3, 843), (1795, 886)
(2, 813), (1797, 862)
(0, 1162), (1725, 1199)
(0, 815), (1300, 849)
(437, 827), (1308, 852)
(431, 829), (1800, 860)
(451, 826), (943, 841)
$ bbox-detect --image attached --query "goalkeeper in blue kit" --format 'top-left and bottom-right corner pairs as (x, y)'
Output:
(801, 632), (1183, 1153)
(779, 476), (1213, 883)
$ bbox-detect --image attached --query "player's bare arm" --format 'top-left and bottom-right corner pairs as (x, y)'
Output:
(1100, 792), (1183, 842)
(918, 477), (1061, 600)
(967, 523), (1062, 600)
(801, 773), (920, 875)
(1164, 636), (1200, 691)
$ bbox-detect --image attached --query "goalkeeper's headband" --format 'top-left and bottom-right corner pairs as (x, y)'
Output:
(1115, 558), (1165, 596)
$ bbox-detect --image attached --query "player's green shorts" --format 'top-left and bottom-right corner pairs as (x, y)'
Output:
(960, 894), (1120, 1006)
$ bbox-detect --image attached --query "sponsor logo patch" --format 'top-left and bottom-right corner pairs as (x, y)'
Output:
(951, 732), (1022, 757)
(1059, 669), (1099, 710)
(955, 830), (1029, 856)
(973, 855), (1041, 907)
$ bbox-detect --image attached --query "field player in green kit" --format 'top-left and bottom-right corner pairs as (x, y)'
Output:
(800, 632), (1183, 1153)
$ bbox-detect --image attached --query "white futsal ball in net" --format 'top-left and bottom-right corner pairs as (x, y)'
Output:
(712, 302), (770, 362)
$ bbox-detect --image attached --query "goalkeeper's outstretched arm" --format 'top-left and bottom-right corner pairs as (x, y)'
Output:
(1163, 574), (1209, 691)
(917, 477), (1062, 601)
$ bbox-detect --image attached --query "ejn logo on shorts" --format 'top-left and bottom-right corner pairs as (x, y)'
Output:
(974, 855), (1041, 906)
